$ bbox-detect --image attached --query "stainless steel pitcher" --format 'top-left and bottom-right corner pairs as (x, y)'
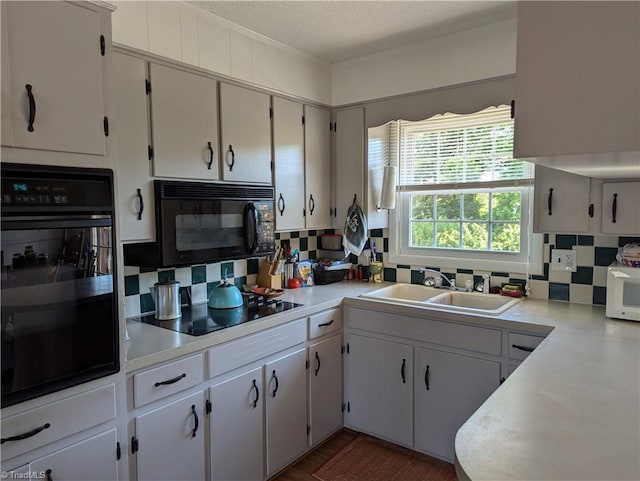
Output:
(149, 280), (181, 320)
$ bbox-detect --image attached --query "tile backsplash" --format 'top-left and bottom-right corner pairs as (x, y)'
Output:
(366, 228), (639, 306)
(123, 229), (331, 317)
(123, 227), (638, 317)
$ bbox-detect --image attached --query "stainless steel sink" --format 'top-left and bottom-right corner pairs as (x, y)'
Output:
(360, 283), (521, 315)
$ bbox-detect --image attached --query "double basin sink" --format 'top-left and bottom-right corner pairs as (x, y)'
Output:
(360, 283), (521, 316)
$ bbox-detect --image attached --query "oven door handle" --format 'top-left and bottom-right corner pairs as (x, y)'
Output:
(243, 202), (258, 254)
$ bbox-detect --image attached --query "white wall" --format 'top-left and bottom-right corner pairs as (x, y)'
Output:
(111, 1), (332, 105)
(331, 19), (517, 106)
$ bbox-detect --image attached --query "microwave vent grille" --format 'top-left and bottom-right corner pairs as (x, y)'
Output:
(159, 182), (274, 200)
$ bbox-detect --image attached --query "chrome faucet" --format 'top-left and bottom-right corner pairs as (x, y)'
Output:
(420, 268), (460, 290)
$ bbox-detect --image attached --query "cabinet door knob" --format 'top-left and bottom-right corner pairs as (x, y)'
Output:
(190, 404), (199, 438)
(251, 379), (260, 408)
(271, 370), (279, 397)
(136, 188), (144, 221)
(425, 364), (430, 390)
(278, 193), (285, 216)
(314, 351), (321, 376)
(25, 84), (36, 132)
(308, 194), (315, 215)
(226, 145), (235, 172)
(207, 141), (214, 170)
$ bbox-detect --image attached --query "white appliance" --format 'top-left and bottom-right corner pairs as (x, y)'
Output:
(606, 262), (640, 321)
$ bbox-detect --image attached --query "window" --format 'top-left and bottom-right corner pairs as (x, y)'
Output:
(388, 106), (541, 274)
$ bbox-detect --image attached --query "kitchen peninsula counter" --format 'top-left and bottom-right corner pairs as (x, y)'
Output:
(125, 282), (640, 481)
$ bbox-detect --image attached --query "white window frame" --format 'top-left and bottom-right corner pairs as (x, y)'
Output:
(387, 104), (543, 275)
(389, 185), (543, 275)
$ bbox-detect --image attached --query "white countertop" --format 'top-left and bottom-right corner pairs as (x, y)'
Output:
(125, 281), (388, 372)
(125, 282), (640, 481)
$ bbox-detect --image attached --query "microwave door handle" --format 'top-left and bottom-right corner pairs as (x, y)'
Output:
(244, 202), (258, 254)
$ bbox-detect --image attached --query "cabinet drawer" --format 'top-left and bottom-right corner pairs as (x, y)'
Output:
(1, 384), (115, 462)
(508, 333), (545, 361)
(308, 308), (342, 340)
(208, 319), (306, 378)
(134, 354), (203, 407)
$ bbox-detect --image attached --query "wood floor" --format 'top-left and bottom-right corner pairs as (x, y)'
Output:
(270, 429), (359, 481)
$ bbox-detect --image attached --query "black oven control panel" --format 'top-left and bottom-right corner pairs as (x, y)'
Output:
(2, 180), (81, 206)
(1, 169), (113, 212)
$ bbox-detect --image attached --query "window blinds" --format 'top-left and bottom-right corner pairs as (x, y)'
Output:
(398, 105), (532, 191)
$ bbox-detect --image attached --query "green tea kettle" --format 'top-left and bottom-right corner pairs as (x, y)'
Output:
(207, 273), (244, 309)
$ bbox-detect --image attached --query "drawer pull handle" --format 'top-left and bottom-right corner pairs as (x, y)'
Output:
(612, 193), (618, 223)
(425, 364), (430, 390)
(401, 358), (406, 383)
(154, 372), (186, 387)
(271, 370), (279, 397)
(318, 319), (334, 328)
(190, 404), (199, 438)
(547, 188), (553, 216)
(251, 379), (260, 408)
(512, 344), (535, 353)
(314, 351), (321, 376)
(45, 469), (53, 481)
(1, 422), (51, 444)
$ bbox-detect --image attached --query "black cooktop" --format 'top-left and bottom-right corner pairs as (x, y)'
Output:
(138, 295), (303, 336)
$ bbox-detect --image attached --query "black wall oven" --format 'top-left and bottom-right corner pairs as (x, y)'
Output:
(124, 180), (275, 268)
(1, 163), (119, 407)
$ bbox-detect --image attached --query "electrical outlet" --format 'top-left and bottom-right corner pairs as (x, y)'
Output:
(551, 249), (577, 272)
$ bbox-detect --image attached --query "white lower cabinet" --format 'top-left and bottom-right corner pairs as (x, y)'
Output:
(415, 347), (501, 461)
(30, 429), (119, 481)
(344, 333), (413, 447)
(209, 367), (264, 481)
(133, 391), (205, 481)
(265, 348), (308, 477)
(309, 334), (343, 446)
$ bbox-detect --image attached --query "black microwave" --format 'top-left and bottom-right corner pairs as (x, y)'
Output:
(124, 181), (275, 268)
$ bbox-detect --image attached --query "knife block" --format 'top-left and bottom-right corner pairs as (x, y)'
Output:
(257, 260), (282, 289)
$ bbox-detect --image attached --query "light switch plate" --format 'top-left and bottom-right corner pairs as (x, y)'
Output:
(551, 249), (577, 272)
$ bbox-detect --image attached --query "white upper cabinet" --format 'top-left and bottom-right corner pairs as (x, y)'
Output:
(601, 182), (640, 235)
(113, 52), (155, 242)
(304, 105), (332, 229)
(273, 97), (305, 231)
(273, 101), (332, 231)
(147, 1), (181, 61)
(111, 1), (148, 51)
(333, 107), (365, 228)
(2, 1), (106, 155)
(533, 166), (594, 233)
(219, 83), (272, 184)
(149, 63), (219, 180)
(514, 2), (639, 159)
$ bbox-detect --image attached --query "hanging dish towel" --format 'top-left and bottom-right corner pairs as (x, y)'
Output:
(343, 195), (368, 256)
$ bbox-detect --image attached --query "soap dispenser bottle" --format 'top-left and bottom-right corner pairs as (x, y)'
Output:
(483, 274), (490, 294)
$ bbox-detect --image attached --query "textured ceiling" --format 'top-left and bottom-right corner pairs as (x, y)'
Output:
(188, 1), (517, 63)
